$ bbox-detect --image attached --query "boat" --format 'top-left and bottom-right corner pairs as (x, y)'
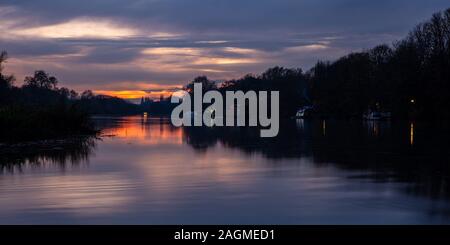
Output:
(363, 110), (391, 120)
(295, 106), (314, 118)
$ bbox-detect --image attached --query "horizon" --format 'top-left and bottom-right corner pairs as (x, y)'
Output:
(1, 0), (449, 100)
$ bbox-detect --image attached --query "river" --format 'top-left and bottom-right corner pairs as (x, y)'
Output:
(0, 116), (449, 224)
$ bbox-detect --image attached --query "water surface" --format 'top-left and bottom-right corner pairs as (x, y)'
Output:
(0, 116), (449, 224)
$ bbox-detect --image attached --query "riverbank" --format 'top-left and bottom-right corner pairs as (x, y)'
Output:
(0, 106), (98, 143)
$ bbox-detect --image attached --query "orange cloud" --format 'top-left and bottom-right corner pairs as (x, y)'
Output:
(95, 90), (148, 99)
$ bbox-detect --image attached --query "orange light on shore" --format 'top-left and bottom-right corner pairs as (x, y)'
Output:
(322, 120), (326, 136)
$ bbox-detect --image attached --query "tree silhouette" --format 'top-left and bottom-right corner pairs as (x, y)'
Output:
(309, 8), (450, 119)
(0, 51), (15, 105)
(24, 70), (58, 90)
(185, 76), (217, 93)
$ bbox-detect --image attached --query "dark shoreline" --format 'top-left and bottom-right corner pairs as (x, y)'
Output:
(0, 135), (99, 154)
(2, 114), (450, 147)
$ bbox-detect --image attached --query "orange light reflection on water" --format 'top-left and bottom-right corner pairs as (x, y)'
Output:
(101, 116), (184, 145)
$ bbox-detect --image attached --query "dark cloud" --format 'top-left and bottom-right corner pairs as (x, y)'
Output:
(75, 46), (142, 64)
(0, 39), (81, 57)
(3, 0), (449, 33)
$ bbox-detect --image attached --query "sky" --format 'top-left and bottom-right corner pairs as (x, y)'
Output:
(0, 0), (449, 100)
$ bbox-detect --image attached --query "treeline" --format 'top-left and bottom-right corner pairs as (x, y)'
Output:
(184, 8), (450, 120)
(0, 53), (136, 142)
(310, 8), (450, 119)
(0, 57), (89, 141)
(77, 90), (140, 115)
(139, 94), (178, 115)
(181, 70), (308, 119)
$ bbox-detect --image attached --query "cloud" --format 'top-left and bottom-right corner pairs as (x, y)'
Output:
(12, 18), (139, 39)
(285, 44), (329, 53)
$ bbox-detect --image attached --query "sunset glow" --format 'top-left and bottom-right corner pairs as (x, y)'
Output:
(95, 90), (175, 100)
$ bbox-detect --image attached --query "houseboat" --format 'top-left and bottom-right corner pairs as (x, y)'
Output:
(295, 106), (314, 118)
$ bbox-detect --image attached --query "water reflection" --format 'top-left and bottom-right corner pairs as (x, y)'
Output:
(96, 116), (183, 145)
(0, 136), (97, 173)
(0, 116), (449, 224)
(181, 119), (450, 201)
(98, 116), (450, 203)
(322, 120), (326, 136)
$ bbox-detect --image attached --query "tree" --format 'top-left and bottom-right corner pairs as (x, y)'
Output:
(0, 51), (15, 105)
(24, 70), (58, 90)
(185, 76), (217, 94)
(81, 90), (95, 99)
(0, 51), (15, 90)
(69, 90), (79, 100)
(259, 67), (307, 117)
